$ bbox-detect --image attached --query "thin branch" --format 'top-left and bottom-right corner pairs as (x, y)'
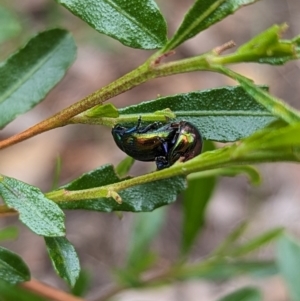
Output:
(0, 204), (17, 216)
(213, 40), (236, 55)
(0, 44), (214, 150)
(21, 279), (86, 301)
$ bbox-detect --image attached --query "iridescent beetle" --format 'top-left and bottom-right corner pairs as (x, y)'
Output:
(111, 117), (203, 170)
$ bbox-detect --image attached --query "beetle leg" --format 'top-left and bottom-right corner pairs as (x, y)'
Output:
(156, 137), (169, 155)
(171, 129), (181, 144)
(136, 116), (142, 129)
(124, 116), (142, 134)
(155, 156), (169, 170)
(137, 121), (162, 133)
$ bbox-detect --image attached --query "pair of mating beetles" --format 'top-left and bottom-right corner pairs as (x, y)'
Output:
(111, 117), (203, 170)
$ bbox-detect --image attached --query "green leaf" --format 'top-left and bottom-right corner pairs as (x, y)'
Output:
(187, 166), (261, 185)
(0, 29), (76, 129)
(115, 156), (135, 177)
(86, 103), (119, 118)
(0, 175), (65, 237)
(234, 24), (300, 65)
(163, 0), (256, 51)
(181, 141), (216, 255)
(116, 208), (165, 286)
(217, 287), (262, 301)
(276, 234), (300, 301)
(0, 280), (47, 301)
(44, 236), (80, 287)
(216, 166), (261, 185)
(179, 260), (278, 280)
(0, 6), (21, 43)
(0, 226), (18, 241)
(218, 68), (300, 125)
(119, 86), (275, 142)
(126, 207), (165, 271)
(235, 122), (300, 161)
(230, 228), (284, 257)
(58, 165), (186, 212)
(56, 0), (167, 49)
(51, 155), (62, 190)
(213, 221), (249, 257)
(71, 269), (91, 297)
(0, 247), (30, 284)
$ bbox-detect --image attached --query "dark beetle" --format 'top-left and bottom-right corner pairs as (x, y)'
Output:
(112, 117), (203, 170)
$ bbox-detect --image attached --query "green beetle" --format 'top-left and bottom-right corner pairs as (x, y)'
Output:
(112, 117), (203, 170)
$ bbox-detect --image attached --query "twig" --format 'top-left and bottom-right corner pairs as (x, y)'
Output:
(21, 279), (86, 301)
(213, 40), (236, 55)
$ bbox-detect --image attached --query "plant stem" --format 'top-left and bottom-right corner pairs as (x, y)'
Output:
(93, 257), (220, 301)
(215, 66), (300, 124)
(45, 146), (235, 204)
(21, 279), (86, 301)
(0, 52), (211, 150)
(0, 62), (150, 150)
(0, 205), (16, 216)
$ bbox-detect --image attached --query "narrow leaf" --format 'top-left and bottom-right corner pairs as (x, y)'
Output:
(126, 207), (165, 270)
(115, 207), (164, 286)
(219, 68), (300, 125)
(56, 0), (167, 49)
(0, 226), (18, 241)
(115, 156), (135, 177)
(0, 175), (65, 237)
(217, 166), (261, 185)
(86, 103), (119, 118)
(0, 280), (49, 301)
(231, 228), (284, 257)
(234, 24), (300, 65)
(276, 234), (300, 301)
(0, 29), (76, 129)
(163, 0), (256, 51)
(71, 270), (91, 297)
(0, 247), (30, 284)
(179, 260), (278, 280)
(57, 165), (186, 212)
(119, 86), (275, 142)
(188, 166), (261, 185)
(45, 236), (80, 287)
(0, 280), (47, 301)
(235, 123), (300, 160)
(213, 221), (248, 257)
(181, 141), (216, 255)
(217, 287), (262, 301)
(0, 6), (21, 43)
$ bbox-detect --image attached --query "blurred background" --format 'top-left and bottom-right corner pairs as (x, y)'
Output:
(0, 0), (300, 300)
